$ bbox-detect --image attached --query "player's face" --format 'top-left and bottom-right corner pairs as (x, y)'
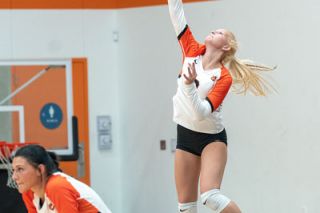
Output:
(205, 29), (230, 50)
(12, 157), (42, 193)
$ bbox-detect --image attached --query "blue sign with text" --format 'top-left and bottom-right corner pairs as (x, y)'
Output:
(40, 103), (63, 129)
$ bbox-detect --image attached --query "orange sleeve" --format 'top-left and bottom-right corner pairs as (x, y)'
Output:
(178, 26), (206, 59)
(46, 176), (80, 213)
(22, 191), (37, 213)
(207, 68), (233, 111)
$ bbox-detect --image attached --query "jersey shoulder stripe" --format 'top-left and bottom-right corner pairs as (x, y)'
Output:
(206, 67), (233, 111)
(178, 25), (206, 58)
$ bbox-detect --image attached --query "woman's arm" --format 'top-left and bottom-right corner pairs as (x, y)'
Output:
(182, 82), (212, 121)
(168, 0), (205, 69)
(168, 0), (187, 37)
(181, 63), (212, 121)
(181, 64), (232, 121)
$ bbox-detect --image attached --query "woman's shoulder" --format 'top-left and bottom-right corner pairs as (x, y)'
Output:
(46, 173), (72, 190)
(45, 173), (82, 207)
(221, 66), (232, 78)
(46, 173), (80, 198)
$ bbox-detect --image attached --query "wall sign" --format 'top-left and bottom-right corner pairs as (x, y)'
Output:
(40, 103), (63, 129)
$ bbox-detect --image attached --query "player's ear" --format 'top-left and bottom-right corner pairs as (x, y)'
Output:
(222, 44), (231, 51)
(38, 164), (46, 176)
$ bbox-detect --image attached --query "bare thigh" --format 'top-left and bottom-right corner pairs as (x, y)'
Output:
(175, 149), (201, 203)
(200, 142), (227, 193)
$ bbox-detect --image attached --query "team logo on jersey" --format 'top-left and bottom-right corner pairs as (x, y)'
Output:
(48, 203), (55, 210)
(211, 75), (217, 81)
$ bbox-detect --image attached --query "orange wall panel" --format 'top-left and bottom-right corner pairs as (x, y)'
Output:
(117, 0), (209, 8)
(0, 0), (211, 9)
(84, 0), (117, 9)
(11, 66), (68, 149)
(0, 0), (10, 8)
(12, 0), (84, 9)
(117, 0), (166, 8)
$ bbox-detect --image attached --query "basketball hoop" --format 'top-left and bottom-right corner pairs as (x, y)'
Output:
(0, 142), (31, 188)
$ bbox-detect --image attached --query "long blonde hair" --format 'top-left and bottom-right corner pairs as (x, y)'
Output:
(222, 31), (276, 96)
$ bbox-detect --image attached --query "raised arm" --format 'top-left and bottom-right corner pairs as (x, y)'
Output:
(168, 0), (187, 37)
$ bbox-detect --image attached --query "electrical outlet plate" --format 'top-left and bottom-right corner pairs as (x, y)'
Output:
(97, 115), (112, 150)
(98, 134), (112, 150)
(97, 115), (111, 132)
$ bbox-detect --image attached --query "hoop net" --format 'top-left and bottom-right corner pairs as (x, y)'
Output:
(0, 141), (31, 188)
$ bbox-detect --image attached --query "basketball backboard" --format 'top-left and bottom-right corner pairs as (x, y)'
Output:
(0, 59), (78, 160)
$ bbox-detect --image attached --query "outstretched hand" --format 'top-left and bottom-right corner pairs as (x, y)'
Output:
(183, 63), (197, 85)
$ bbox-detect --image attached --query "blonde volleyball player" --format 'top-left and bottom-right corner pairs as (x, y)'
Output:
(12, 144), (112, 213)
(168, 0), (275, 212)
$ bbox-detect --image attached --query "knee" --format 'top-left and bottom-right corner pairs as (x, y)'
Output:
(201, 189), (230, 213)
(178, 201), (197, 213)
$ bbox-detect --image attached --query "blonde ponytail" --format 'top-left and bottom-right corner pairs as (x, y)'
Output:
(223, 31), (276, 96)
(228, 57), (276, 96)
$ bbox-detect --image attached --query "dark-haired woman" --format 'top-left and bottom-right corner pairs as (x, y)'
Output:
(12, 144), (112, 213)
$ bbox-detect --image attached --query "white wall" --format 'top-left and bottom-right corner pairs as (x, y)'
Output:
(1, 0), (320, 212)
(118, 0), (320, 212)
(117, 6), (179, 213)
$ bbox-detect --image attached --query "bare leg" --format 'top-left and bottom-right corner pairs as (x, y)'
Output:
(200, 142), (241, 213)
(175, 149), (201, 204)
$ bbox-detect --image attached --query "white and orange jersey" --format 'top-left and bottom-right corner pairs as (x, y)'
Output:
(22, 172), (112, 213)
(169, 0), (232, 134)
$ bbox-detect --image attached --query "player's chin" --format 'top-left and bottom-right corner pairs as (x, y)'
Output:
(16, 184), (27, 193)
(205, 35), (212, 42)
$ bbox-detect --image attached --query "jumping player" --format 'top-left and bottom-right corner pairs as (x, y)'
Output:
(168, 0), (275, 212)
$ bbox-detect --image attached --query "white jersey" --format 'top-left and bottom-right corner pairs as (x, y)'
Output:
(169, 0), (232, 134)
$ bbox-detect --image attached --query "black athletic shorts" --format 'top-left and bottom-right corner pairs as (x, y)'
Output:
(176, 124), (227, 156)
